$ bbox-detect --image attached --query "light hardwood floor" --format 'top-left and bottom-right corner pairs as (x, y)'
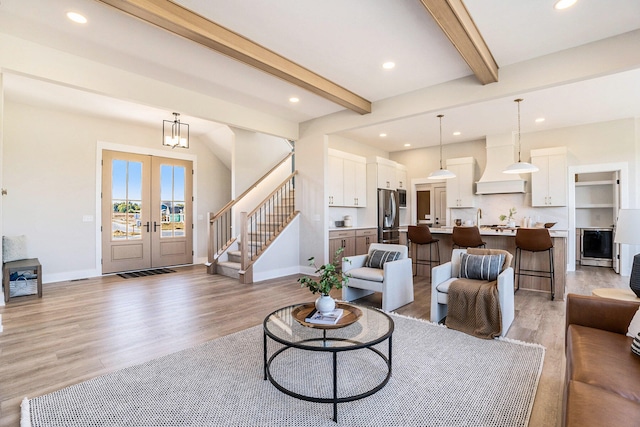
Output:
(0, 264), (629, 426)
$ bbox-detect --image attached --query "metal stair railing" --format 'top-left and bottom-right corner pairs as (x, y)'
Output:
(208, 151), (294, 273)
(239, 171), (298, 282)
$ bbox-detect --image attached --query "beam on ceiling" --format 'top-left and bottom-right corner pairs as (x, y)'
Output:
(96, 0), (372, 114)
(419, 0), (498, 84)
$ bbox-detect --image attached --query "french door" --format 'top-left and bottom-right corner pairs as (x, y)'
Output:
(101, 150), (193, 274)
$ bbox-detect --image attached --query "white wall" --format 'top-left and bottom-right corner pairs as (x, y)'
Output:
(232, 128), (292, 196)
(2, 101), (230, 282)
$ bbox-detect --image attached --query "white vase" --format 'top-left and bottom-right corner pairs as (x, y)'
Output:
(315, 294), (336, 315)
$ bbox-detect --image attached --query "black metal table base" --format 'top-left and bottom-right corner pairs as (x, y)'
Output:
(263, 334), (393, 423)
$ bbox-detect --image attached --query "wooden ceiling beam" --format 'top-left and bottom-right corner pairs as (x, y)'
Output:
(419, 0), (499, 84)
(96, 0), (372, 114)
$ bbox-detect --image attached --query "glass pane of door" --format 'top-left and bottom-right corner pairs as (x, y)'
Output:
(160, 164), (187, 238)
(111, 160), (143, 240)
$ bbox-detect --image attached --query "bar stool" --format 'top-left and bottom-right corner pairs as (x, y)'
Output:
(407, 225), (440, 277)
(514, 228), (555, 300)
(452, 226), (486, 249)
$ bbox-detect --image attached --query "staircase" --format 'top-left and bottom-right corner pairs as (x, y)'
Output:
(214, 190), (295, 279)
(208, 151), (298, 284)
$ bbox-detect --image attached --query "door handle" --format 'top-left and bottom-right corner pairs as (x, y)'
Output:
(145, 221), (150, 232)
(153, 221), (158, 232)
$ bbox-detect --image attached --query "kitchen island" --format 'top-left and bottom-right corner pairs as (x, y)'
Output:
(400, 226), (567, 300)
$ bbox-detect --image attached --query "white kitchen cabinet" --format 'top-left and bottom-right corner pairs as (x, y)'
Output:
(328, 154), (344, 206)
(396, 166), (407, 190)
(328, 149), (367, 207)
(377, 163), (397, 189)
(446, 157), (476, 208)
(531, 147), (567, 207)
(343, 158), (367, 207)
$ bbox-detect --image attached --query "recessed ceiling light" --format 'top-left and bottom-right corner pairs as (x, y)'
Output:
(382, 62), (395, 70)
(404, 143), (411, 147)
(554, 0), (577, 10)
(453, 131), (461, 136)
(289, 97), (299, 103)
(67, 12), (87, 24)
(535, 117), (545, 123)
(379, 133), (387, 137)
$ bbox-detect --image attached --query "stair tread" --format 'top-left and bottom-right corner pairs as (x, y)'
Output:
(217, 261), (240, 269)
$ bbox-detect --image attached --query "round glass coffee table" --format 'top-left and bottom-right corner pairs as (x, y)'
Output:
(263, 303), (394, 422)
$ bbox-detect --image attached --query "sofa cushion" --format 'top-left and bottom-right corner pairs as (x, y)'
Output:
(459, 253), (504, 281)
(345, 267), (384, 282)
(567, 324), (640, 402)
(565, 380), (640, 427)
(364, 250), (400, 269)
(435, 278), (457, 304)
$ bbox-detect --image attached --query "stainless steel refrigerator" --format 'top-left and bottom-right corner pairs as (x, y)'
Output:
(378, 189), (399, 244)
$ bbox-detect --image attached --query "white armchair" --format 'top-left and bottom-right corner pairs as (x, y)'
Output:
(342, 243), (414, 312)
(431, 248), (515, 337)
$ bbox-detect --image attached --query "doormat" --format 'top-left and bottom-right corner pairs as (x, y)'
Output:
(117, 268), (176, 279)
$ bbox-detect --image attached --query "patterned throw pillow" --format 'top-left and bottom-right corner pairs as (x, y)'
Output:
(365, 250), (401, 269)
(633, 332), (640, 357)
(459, 253), (505, 281)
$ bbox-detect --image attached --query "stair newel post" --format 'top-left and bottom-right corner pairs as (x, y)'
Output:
(207, 212), (216, 274)
(239, 211), (252, 283)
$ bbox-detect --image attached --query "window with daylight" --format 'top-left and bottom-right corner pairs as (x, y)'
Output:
(160, 164), (186, 238)
(111, 160), (143, 240)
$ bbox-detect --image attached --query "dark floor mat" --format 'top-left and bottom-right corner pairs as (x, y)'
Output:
(117, 268), (176, 279)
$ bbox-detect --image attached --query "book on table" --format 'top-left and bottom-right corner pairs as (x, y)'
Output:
(305, 308), (344, 325)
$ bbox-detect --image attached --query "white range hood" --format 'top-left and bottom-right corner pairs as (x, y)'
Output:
(476, 133), (526, 194)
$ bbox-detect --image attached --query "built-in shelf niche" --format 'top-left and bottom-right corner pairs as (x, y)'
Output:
(575, 173), (616, 228)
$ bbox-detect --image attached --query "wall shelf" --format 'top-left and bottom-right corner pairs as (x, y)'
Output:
(576, 204), (614, 209)
(575, 180), (615, 187)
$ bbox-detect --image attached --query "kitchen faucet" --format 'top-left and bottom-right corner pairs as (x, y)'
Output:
(476, 208), (482, 227)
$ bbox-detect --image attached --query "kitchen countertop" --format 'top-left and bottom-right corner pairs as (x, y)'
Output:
(399, 226), (568, 238)
(329, 226), (377, 231)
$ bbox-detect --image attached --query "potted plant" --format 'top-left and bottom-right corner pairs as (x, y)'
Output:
(298, 247), (349, 314)
(499, 207), (517, 228)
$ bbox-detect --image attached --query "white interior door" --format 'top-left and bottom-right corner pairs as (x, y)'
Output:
(102, 150), (192, 274)
(613, 170), (621, 273)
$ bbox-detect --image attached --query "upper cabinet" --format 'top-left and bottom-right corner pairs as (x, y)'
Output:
(328, 149), (367, 207)
(531, 147), (567, 207)
(396, 165), (408, 190)
(328, 154), (345, 206)
(446, 157), (476, 208)
(368, 156), (407, 190)
(377, 162), (397, 189)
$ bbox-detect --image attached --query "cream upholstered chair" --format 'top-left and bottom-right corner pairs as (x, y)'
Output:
(342, 243), (413, 312)
(430, 248), (515, 337)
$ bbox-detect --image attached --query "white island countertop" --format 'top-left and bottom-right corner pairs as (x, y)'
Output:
(399, 226), (568, 238)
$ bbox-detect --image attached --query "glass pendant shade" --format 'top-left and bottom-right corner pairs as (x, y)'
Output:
(503, 161), (539, 174)
(428, 168), (456, 179)
(428, 114), (456, 180)
(504, 98), (537, 174)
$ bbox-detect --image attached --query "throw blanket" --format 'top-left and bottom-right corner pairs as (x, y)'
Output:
(445, 278), (501, 339)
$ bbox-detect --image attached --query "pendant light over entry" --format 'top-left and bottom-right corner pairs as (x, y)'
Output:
(503, 99), (538, 174)
(428, 114), (456, 180)
(163, 112), (189, 149)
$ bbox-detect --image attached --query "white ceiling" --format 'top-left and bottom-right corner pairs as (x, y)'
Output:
(1, 0), (639, 153)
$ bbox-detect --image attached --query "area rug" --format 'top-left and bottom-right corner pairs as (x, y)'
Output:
(116, 268), (175, 279)
(21, 314), (545, 427)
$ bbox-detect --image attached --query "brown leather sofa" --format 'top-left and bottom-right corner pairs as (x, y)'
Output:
(564, 293), (640, 426)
